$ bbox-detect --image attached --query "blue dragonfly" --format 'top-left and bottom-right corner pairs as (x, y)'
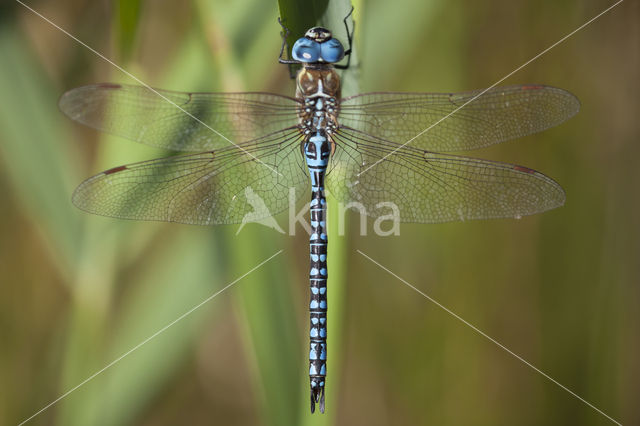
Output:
(59, 14), (579, 414)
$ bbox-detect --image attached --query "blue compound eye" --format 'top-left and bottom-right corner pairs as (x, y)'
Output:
(292, 38), (321, 62)
(320, 38), (344, 63)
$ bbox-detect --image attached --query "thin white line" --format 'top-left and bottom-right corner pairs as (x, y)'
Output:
(15, 0), (283, 177)
(357, 0), (623, 177)
(18, 250), (283, 426)
(357, 250), (622, 426)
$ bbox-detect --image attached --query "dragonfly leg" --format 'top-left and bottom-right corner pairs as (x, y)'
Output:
(277, 17), (300, 78)
(334, 6), (355, 70)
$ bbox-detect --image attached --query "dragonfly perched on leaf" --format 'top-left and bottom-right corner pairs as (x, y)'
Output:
(60, 11), (579, 414)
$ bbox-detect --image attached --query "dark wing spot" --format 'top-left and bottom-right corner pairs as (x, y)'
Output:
(521, 85), (544, 91)
(513, 165), (535, 174)
(97, 83), (122, 90)
(103, 165), (128, 175)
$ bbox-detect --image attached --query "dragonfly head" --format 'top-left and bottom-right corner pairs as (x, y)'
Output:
(292, 27), (345, 64)
(305, 27), (332, 43)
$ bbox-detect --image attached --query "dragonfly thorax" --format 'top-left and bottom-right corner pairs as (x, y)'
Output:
(296, 68), (341, 99)
(297, 68), (340, 139)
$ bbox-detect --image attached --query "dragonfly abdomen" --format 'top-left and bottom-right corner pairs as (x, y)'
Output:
(304, 128), (331, 413)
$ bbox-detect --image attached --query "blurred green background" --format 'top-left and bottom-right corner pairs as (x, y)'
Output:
(1, 0), (638, 425)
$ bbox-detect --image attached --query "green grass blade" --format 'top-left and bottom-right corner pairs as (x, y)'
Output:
(0, 21), (83, 277)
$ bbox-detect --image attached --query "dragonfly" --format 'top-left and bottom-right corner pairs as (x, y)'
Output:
(59, 12), (579, 414)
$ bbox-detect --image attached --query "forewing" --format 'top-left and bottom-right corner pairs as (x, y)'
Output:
(60, 83), (301, 152)
(339, 85), (579, 152)
(326, 127), (565, 223)
(72, 129), (308, 225)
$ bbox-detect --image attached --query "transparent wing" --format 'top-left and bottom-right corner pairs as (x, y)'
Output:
(59, 83), (301, 152)
(339, 85), (579, 152)
(72, 128), (308, 225)
(326, 127), (565, 223)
